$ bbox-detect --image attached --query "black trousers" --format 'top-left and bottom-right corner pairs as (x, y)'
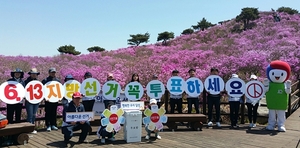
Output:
(6, 103), (23, 124)
(62, 122), (90, 141)
(187, 98), (199, 114)
(45, 101), (58, 127)
(229, 101), (240, 126)
(246, 103), (259, 123)
(82, 100), (95, 111)
(207, 96), (221, 122)
(170, 98), (182, 113)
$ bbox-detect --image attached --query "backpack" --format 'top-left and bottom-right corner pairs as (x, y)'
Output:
(0, 114), (8, 129)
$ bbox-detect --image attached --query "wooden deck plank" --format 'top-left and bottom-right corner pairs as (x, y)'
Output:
(1, 108), (299, 148)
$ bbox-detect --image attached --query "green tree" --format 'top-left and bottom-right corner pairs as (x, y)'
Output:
(236, 7), (259, 30)
(127, 32), (150, 46)
(57, 45), (81, 55)
(192, 17), (214, 31)
(277, 7), (299, 15)
(181, 28), (194, 35)
(157, 31), (174, 46)
(87, 46), (105, 52)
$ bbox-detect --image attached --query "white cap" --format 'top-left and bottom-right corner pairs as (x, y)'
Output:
(232, 74), (239, 78)
(250, 74), (257, 80)
(150, 99), (157, 104)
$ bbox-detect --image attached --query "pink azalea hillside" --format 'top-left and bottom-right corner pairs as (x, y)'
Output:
(0, 12), (300, 88)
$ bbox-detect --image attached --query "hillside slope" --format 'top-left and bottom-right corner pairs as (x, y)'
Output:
(0, 12), (300, 86)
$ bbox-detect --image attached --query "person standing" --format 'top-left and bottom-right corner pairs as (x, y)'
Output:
(82, 72), (95, 111)
(6, 68), (25, 124)
(62, 74), (75, 109)
(103, 73), (117, 108)
(42, 67), (61, 132)
(169, 70), (182, 114)
(24, 68), (40, 134)
(207, 68), (222, 127)
(246, 74), (261, 128)
(186, 68), (200, 114)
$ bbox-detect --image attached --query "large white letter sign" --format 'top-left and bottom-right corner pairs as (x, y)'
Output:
(204, 75), (225, 95)
(0, 81), (25, 104)
(64, 80), (81, 101)
(184, 77), (204, 97)
(102, 81), (121, 100)
(225, 78), (246, 97)
(166, 76), (186, 95)
(25, 80), (45, 104)
(146, 80), (165, 99)
(245, 81), (264, 101)
(124, 82), (144, 100)
(44, 81), (65, 103)
(80, 78), (101, 98)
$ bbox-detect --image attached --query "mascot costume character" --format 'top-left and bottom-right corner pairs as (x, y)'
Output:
(264, 60), (291, 132)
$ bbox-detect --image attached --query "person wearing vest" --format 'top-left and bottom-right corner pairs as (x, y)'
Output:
(187, 68), (200, 114)
(6, 68), (25, 124)
(207, 67), (222, 127)
(82, 72), (95, 111)
(169, 70), (182, 114)
(62, 92), (91, 146)
(42, 67), (61, 132)
(24, 68), (40, 134)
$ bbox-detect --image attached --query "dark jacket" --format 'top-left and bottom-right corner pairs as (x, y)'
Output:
(63, 101), (85, 125)
(7, 78), (25, 87)
(42, 76), (61, 85)
(24, 77), (38, 86)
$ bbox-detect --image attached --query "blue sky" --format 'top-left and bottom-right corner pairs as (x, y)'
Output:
(0, 0), (299, 57)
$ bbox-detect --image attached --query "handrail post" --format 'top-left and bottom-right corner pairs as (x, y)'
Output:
(288, 93), (292, 117)
(202, 89), (207, 115)
(297, 79), (300, 107)
(165, 89), (169, 113)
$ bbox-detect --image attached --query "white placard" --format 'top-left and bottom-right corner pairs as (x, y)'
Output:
(44, 81), (65, 103)
(124, 82), (144, 100)
(146, 80), (165, 99)
(225, 78), (246, 97)
(25, 80), (45, 104)
(65, 112), (94, 122)
(0, 81), (25, 104)
(64, 80), (81, 101)
(102, 81), (121, 100)
(184, 77), (204, 97)
(204, 75), (225, 95)
(245, 81), (265, 101)
(120, 101), (145, 111)
(166, 76), (186, 95)
(80, 78), (101, 98)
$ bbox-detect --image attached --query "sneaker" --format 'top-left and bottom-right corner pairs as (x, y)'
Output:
(252, 124), (256, 128)
(31, 130), (37, 134)
(108, 137), (115, 141)
(156, 135), (161, 140)
(101, 138), (105, 144)
(249, 123), (253, 127)
(216, 122), (221, 127)
(145, 135), (150, 140)
(51, 126), (58, 130)
(207, 121), (213, 127)
(47, 127), (51, 132)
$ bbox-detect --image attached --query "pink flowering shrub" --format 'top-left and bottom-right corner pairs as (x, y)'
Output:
(0, 12), (300, 119)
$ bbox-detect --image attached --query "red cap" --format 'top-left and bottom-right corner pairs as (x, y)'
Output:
(72, 92), (82, 99)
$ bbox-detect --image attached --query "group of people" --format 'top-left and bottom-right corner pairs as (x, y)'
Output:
(2, 67), (262, 145)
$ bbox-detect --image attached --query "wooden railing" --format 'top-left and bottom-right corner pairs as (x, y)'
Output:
(0, 79), (299, 125)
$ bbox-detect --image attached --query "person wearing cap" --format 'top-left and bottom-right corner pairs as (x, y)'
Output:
(170, 70), (183, 114)
(227, 74), (245, 128)
(24, 68), (40, 134)
(82, 72), (96, 111)
(42, 67), (61, 132)
(152, 74), (158, 80)
(97, 101), (117, 144)
(62, 92), (91, 145)
(145, 99), (162, 140)
(6, 68), (25, 124)
(62, 74), (75, 109)
(246, 74), (261, 128)
(186, 68), (200, 114)
(207, 67), (222, 127)
(102, 73), (117, 108)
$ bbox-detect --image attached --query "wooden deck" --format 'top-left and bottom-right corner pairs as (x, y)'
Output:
(3, 108), (300, 148)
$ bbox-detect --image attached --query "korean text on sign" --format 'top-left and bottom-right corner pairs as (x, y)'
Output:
(80, 78), (101, 97)
(64, 80), (81, 101)
(44, 81), (65, 103)
(124, 82), (144, 100)
(0, 81), (25, 104)
(204, 75), (225, 95)
(166, 76), (186, 95)
(225, 78), (246, 97)
(102, 81), (121, 100)
(25, 80), (45, 104)
(66, 112), (94, 122)
(146, 80), (165, 99)
(184, 77), (204, 97)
